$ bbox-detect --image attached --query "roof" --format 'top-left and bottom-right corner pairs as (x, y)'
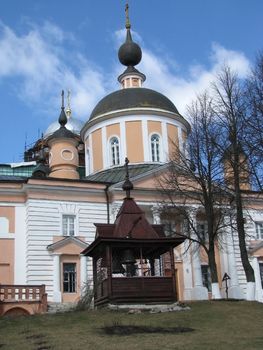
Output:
(85, 163), (163, 183)
(48, 125), (76, 140)
(0, 163), (36, 178)
(82, 196), (185, 256)
(0, 175), (27, 182)
(0, 163), (86, 181)
(89, 87), (180, 121)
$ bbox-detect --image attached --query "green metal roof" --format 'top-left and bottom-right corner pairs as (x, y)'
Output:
(0, 164), (87, 180)
(85, 163), (163, 184)
(0, 163), (163, 184)
(0, 164), (36, 177)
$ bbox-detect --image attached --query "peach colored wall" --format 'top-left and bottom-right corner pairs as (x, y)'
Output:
(126, 121), (144, 163)
(92, 128), (103, 172)
(106, 123), (120, 138)
(0, 207), (15, 232)
(49, 139), (79, 180)
(60, 255), (80, 303)
(175, 261), (184, 301)
(167, 124), (179, 159)
(147, 121), (162, 136)
(53, 236), (86, 244)
(0, 239), (14, 284)
(49, 140), (78, 167)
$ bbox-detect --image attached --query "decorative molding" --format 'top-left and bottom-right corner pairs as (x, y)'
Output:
(47, 236), (88, 252)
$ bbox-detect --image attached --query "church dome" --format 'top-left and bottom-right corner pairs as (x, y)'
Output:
(89, 87), (180, 121)
(44, 117), (84, 139)
(118, 30), (142, 67)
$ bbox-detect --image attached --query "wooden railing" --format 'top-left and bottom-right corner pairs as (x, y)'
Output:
(0, 284), (47, 314)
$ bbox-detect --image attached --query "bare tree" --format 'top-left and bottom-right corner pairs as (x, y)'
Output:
(212, 66), (255, 299)
(159, 92), (230, 299)
(245, 52), (263, 190)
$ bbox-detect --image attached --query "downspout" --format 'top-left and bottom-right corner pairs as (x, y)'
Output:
(104, 185), (110, 224)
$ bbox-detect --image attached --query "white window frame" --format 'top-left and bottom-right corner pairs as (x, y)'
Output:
(150, 133), (162, 162)
(255, 222), (263, 240)
(109, 136), (120, 166)
(62, 214), (76, 236)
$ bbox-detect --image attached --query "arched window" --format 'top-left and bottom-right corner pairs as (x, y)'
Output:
(151, 134), (160, 162)
(110, 137), (120, 166)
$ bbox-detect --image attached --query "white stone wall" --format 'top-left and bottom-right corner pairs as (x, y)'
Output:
(25, 199), (107, 301)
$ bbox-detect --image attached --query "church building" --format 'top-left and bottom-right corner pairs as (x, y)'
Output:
(1, 5), (263, 314)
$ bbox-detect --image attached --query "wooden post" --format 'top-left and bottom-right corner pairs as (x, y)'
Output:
(93, 256), (98, 301)
(106, 245), (112, 300)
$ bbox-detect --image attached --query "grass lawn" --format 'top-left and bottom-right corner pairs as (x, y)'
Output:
(0, 301), (262, 350)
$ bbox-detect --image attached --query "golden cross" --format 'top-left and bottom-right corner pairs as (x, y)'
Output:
(125, 3), (131, 29)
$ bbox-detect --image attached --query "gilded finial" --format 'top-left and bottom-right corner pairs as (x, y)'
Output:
(125, 3), (131, 29)
(61, 90), (65, 109)
(66, 90), (72, 118)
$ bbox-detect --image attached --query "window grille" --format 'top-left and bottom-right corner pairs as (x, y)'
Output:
(110, 137), (120, 166)
(63, 263), (76, 293)
(151, 134), (160, 162)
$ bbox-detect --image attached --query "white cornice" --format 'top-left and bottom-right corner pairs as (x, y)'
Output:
(81, 108), (190, 140)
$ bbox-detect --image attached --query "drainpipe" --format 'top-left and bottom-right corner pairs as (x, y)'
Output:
(104, 185), (110, 224)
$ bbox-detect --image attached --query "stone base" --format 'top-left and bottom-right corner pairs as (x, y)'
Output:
(191, 286), (208, 300)
(53, 291), (62, 303)
(228, 285), (244, 299)
(211, 283), (222, 299)
(246, 282), (256, 301)
(107, 302), (190, 313)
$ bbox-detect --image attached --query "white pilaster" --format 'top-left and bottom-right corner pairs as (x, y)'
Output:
(53, 254), (62, 302)
(226, 224), (244, 299)
(120, 120), (127, 161)
(189, 209), (208, 300)
(161, 121), (169, 162)
(89, 133), (94, 174)
(252, 257), (262, 302)
(80, 254), (87, 295)
(178, 127), (183, 153)
(14, 206), (27, 284)
(182, 241), (193, 300)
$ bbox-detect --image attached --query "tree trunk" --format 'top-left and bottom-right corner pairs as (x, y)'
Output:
(208, 245), (222, 299)
(234, 161), (255, 284)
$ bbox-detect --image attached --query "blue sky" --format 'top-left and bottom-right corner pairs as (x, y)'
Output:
(0, 0), (262, 163)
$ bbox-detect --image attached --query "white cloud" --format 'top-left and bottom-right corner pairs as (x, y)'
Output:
(138, 43), (250, 115)
(0, 21), (251, 124)
(114, 29), (251, 116)
(0, 21), (107, 119)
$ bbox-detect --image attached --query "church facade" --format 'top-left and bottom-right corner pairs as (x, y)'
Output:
(1, 7), (263, 313)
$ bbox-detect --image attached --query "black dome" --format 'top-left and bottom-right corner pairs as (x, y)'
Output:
(89, 88), (179, 120)
(118, 41), (142, 67)
(118, 28), (142, 67)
